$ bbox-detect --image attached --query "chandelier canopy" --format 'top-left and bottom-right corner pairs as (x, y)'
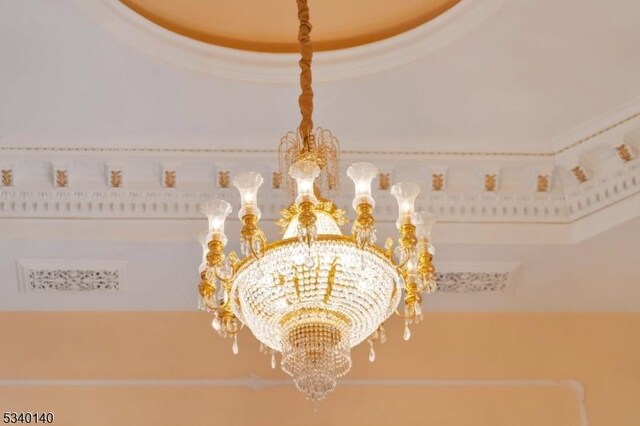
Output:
(197, 0), (437, 402)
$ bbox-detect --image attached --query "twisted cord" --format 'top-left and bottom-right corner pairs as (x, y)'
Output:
(297, 0), (314, 147)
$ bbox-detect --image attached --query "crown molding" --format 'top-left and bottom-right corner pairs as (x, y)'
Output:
(0, 153), (637, 245)
(2, 107), (638, 159)
(551, 97), (640, 155)
(1, 118), (638, 244)
(73, 0), (504, 83)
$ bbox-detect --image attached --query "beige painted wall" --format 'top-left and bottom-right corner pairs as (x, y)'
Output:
(0, 312), (638, 425)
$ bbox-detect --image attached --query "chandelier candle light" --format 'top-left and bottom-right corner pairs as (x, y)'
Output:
(197, 0), (437, 401)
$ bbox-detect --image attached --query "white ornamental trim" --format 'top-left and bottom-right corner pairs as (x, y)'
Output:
(565, 162), (640, 221)
(435, 262), (520, 294)
(16, 260), (127, 292)
(0, 189), (568, 223)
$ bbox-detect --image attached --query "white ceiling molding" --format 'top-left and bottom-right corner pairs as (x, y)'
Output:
(2, 107), (637, 159)
(551, 97), (640, 153)
(1, 122), (638, 244)
(72, 0), (504, 83)
(16, 259), (126, 292)
(0, 155), (637, 244)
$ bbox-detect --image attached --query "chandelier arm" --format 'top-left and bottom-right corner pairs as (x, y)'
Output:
(297, 0), (314, 146)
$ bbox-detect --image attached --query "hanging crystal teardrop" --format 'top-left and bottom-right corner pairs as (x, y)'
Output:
(368, 342), (376, 362)
(232, 335), (239, 355)
(211, 315), (221, 332)
(379, 325), (387, 344)
(403, 321), (411, 341)
(271, 351), (277, 369)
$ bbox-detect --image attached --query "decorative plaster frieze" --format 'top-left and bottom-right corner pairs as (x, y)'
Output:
(271, 171), (283, 190)
(570, 165), (590, 184)
(0, 188), (571, 223)
(1, 159), (637, 225)
(614, 143), (636, 163)
(218, 171), (231, 189)
(377, 172), (392, 191)
(564, 161), (640, 221)
(1, 169), (12, 187)
(427, 166), (448, 192)
(16, 260), (126, 292)
(434, 263), (520, 294)
(106, 163), (124, 188)
(53, 167), (69, 188)
(0, 122), (638, 225)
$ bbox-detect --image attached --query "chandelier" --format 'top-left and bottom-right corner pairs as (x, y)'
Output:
(197, 0), (437, 401)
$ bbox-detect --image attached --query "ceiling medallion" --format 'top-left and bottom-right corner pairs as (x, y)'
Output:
(197, 0), (437, 402)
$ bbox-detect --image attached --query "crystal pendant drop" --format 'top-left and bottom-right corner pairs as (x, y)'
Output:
(215, 260), (233, 281)
(232, 335), (239, 355)
(368, 343), (376, 362)
(211, 315), (221, 332)
(252, 237), (264, 257)
(403, 321), (411, 341)
(271, 351), (277, 369)
(379, 325), (387, 344)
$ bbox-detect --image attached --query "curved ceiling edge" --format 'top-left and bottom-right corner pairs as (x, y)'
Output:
(74, 0), (504, 83)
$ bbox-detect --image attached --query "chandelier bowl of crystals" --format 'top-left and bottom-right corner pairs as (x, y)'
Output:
(197, 0), (437, 402)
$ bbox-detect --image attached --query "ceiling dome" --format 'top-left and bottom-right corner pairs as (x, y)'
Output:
(120, 0), (461, 53)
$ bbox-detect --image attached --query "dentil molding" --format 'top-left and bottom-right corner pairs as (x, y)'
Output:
(1, 119), (638, 244)
(0, 153), (637, 226)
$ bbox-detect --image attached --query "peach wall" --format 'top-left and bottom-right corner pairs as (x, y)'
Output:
(0, 312), (638, 425)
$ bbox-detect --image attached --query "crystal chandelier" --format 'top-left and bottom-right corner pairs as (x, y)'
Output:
(197, 0), (437, 401)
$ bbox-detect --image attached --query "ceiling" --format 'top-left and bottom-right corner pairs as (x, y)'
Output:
(0, 0), (639, 153)
(0, 0), (639, 313)
(120, 0), (460, 52)
(1, 216), (639, 312)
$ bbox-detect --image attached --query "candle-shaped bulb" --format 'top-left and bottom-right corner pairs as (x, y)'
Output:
(347, 162), (378, 209)
(201, 199), (232, 242)
(233, 172), (263, 218)
(390, 182), (421, 227)
(289, 160), (320, 204)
